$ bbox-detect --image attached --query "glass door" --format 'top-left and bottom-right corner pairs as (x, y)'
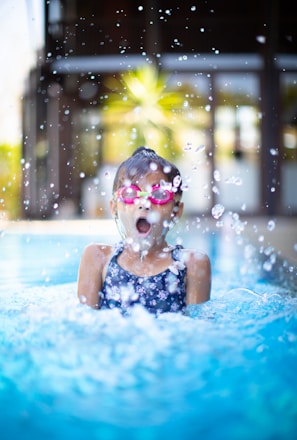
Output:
(280, 73), (297, 214)
(213, 73), (261, 214)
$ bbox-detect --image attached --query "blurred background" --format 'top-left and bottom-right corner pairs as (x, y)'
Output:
(1, 0), (296, 221)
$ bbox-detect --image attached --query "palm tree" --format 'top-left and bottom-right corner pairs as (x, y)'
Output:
(101, 63), (196, 161)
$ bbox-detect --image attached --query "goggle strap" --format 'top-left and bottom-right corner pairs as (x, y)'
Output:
(137, 191), (151, 197)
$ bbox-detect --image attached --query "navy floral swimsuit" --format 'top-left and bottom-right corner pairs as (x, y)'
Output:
(100, 242), (187, 315)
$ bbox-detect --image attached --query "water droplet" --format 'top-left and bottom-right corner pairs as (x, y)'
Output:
(80, 172), (85, 179)
(263, 260), (272, 271)
(264, 245), (274, 256)
(79, 294), (87, 304)
(181, 184), (189, 192)
(211, 204), (225, 220)
(148, 211), (160, 223)
(256, 35), (266, 44)
(163, 219), (172, 228)
(194, 144), (205, 153)
(163, 165), (172, 174)
(183, 143), (192, 152)
(150, 162), (158, 171)
(213, 169), (220, 182)
(173, 175), (182, 188)
(270, 148), (279, 156)
(160, 180), (172, 191)
(225, 176), (242, 186)
(267, 220), (275, 231)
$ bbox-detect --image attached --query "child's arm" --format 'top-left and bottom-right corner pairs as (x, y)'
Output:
(77, 244), (110, 308)
(184, 250), (211, 304)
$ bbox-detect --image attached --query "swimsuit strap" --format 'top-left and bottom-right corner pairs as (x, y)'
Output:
(112, 241), (125, 257)
(171, 244), (184, 262)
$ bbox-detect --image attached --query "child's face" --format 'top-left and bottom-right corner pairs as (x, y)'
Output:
(110, 170), (183, 250)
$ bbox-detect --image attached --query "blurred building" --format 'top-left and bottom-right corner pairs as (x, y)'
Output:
(22, 0), (297, 218)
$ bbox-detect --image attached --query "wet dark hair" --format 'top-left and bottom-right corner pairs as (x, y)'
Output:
(112, 147), (183, 197)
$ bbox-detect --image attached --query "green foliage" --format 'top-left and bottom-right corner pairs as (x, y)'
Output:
(0, 143), (21, 219)
(102, 64), (196, 162)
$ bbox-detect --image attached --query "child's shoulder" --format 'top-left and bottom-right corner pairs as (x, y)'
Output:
(81, 242), (114, 264)
(179, 247), (210, 269)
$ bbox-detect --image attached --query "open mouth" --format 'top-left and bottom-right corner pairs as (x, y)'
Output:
(136, 217), (151, 234)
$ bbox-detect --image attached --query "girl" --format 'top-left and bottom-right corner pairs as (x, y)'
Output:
(77, 147), (211, 314)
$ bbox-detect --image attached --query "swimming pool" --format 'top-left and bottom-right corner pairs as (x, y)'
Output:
(0, 220), (296, 440)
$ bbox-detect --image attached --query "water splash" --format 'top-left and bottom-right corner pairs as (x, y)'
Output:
(1, 280), (297, 438)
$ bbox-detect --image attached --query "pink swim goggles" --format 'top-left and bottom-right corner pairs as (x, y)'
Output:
(116, 184), (174, 205)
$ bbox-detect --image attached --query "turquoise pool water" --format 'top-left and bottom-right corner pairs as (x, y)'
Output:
(0, 225), (296, 440)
